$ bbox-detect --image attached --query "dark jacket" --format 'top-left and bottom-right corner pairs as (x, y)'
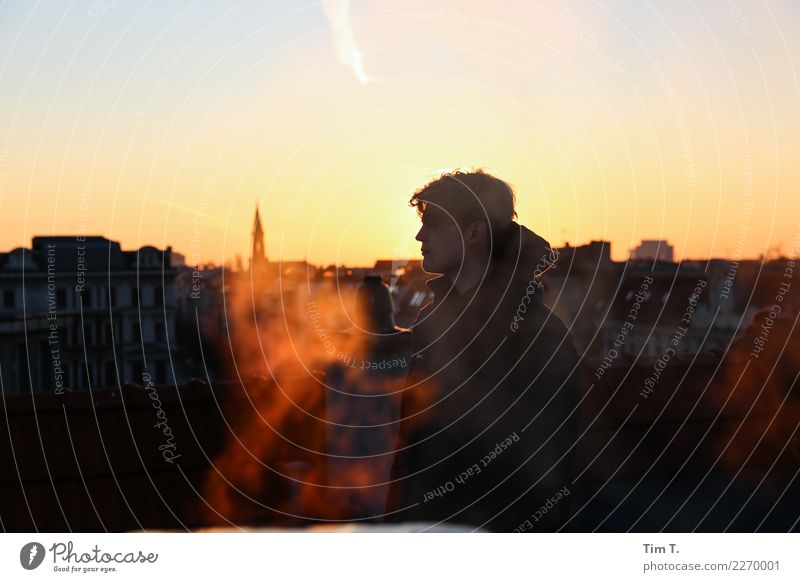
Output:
(386, 222), (581, 531)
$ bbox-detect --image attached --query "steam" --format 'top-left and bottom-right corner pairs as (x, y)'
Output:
(322, 0), (368, 84)
(197, 272), (407, 526)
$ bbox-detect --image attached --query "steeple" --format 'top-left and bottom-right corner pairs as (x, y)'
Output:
(252, 205), (266, 269)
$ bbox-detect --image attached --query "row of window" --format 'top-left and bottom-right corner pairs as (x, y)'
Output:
(77, 319), (169, 345)
(30, 317), (172, 347)
(59, 359), (171, 390)
(0, 284), (168, 310)
(5, 341), (171, 392)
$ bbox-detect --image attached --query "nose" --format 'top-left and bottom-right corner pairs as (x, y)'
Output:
(415, 224), (426, 243)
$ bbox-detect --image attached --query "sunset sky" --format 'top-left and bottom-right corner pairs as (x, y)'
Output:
(1, 0), (799, 266)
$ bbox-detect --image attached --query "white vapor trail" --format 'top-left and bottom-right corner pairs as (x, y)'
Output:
(322, 0), (368, 84)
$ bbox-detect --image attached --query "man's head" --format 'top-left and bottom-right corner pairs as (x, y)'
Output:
(410, 169), (517, 276)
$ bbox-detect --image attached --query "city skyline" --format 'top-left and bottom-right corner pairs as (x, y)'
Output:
(0, 228), (789, 271)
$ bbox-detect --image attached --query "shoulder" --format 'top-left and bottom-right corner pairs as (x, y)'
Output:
(508, 297), (576, 357)
(507, 290), (558, 332)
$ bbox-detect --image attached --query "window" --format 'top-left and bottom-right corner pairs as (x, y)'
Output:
(40, 340), (51, 391)
(15, 344), (29, 392)
(99, 320), (114, 345)
(83, 324), (93, 345)
(80, 287), (93, 308)
(81, 362), (94, 389)
(140, 285), (151, 307)
(3, 289), (14, 308)
(155, 322), (165, 342)
(132, 321), (141, 343)
(156, 361), (167, 384)
(104, 361), (117, 387)
(154, 285), (163, 307)
(56, 288), (67, 309)
(109, 287), (117, 307)
(63, 363), (72, 389)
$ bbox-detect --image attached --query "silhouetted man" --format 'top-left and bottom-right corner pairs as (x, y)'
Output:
(386, 169), (581, 531)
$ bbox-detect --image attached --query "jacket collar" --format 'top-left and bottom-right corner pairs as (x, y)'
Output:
(423, 222), (556, 306)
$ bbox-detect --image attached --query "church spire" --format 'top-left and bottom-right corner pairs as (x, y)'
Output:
(252, 204), (266, 269)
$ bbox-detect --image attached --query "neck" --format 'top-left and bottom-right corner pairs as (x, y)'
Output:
(447, 254), (491, 296)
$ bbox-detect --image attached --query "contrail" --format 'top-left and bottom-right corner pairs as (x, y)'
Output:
(322, 0), (368, 84)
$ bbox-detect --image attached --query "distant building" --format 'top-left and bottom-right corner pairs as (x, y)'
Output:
(557, 240), (612, 267)
(630, 240), (675, 263)
(251, 205), (268, 272)
(171, 251), (186, 267)
(0, 236), (177, 393)
(543, 240), (744, 358)
(598, 262), (720, 359)
(542, 240), (618, 355)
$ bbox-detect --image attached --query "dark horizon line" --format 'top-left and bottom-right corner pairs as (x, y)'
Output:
(0, 234), (780, 270)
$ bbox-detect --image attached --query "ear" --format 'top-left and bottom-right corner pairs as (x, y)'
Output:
(466, 220), (488, 247)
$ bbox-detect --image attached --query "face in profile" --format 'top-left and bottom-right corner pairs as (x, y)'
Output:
(415, 207), (465, 275)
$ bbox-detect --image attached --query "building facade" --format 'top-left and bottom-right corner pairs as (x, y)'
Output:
(0, 236), (176, 393)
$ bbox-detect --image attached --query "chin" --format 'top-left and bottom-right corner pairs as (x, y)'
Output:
(421, 256), (441, 274)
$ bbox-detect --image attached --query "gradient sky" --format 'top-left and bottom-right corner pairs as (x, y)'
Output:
(1, 0), (799, 266)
